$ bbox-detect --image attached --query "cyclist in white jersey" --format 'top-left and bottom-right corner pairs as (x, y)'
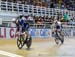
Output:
(52, 19), (63, 36)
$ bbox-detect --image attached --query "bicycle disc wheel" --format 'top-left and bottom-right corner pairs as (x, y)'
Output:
(26, 36), (32, 49)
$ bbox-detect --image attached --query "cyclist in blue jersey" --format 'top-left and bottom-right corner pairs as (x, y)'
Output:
(13, 15), (32, 49)
(14, 15), (30, 39)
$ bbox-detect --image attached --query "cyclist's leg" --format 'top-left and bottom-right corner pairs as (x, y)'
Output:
(16, 26), (20, 38)
(25, 31), (30, 38)
(60, 29), (64, 37)
(25, 28), (31, 39)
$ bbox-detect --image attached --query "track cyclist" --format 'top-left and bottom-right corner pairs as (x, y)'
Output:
(13, 15), (30, 40)
(52, 18), (63, 36)
(52, 18), (64, 44)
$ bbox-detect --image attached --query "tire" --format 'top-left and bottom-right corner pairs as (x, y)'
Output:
(55, 38), (59, 45)
(61, 36), (64, 44)
(58, 32), (64, 44)
(55, 31), (64, 45)
(26, 36), (32, 49)
(17, 36), (24, 49)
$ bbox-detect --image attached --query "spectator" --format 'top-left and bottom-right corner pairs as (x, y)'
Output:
(44, 16), (49, 22)
(27, 14), (34, 24)
(37, 16), (43, 25)
(59, 15), (64, 22)
(70, 14), (74, 21)
(61, 3), (66, 9)
(69, 18), (74, 25)
(63, 12), (69, 22)
(50, 2), (55, 8)
(36, 16), (43, 28)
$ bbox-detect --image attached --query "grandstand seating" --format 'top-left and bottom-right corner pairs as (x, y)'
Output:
(0, 1), (75, 17)
(1, 0), (75, 11)
(0, 0), (75, 27)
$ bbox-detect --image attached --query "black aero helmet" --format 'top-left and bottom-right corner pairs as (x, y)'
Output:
(19, 14), (24, 19)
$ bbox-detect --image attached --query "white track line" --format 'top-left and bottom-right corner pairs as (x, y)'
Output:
(0, 50), (23, 57)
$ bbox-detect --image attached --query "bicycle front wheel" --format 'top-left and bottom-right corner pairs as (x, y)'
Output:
(17, 36), (24, 49)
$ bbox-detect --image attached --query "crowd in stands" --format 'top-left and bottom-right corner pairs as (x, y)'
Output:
(1, 0), (75, 27)
(1, 0), (75, 11)
(50, 0), (75, 11)
(17, 12), (75, 26)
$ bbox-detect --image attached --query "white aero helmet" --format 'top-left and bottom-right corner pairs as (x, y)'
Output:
(12, 18), (16, 22)
(12, 18), (16, 23)
(58, 21), (61, 25)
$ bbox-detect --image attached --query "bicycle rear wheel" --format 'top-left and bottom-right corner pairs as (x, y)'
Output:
(26, 36), (32, 49)
(55, 31), (64, 45)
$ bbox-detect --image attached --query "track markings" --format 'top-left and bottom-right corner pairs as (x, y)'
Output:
(0, 50), (23, 57)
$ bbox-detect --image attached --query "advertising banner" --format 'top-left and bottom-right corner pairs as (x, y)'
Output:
(0, 27), (52, 38)
(0, 27), (75, 39)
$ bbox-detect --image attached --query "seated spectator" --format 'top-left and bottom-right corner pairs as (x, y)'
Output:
(50, 2), (55, 8)
(27, 14), (34, 24)
(37, 16), (43, 25)
(57, 14), (64, 22)
(36, 16), (44, 28)
(69, 18), (74, 25)
(63, 12), (69, 22)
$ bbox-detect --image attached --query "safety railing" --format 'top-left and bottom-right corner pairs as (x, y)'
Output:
(0, 1), (75, 17)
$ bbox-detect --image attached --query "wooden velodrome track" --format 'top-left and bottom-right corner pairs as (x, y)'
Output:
(0, 38), (75, 57)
